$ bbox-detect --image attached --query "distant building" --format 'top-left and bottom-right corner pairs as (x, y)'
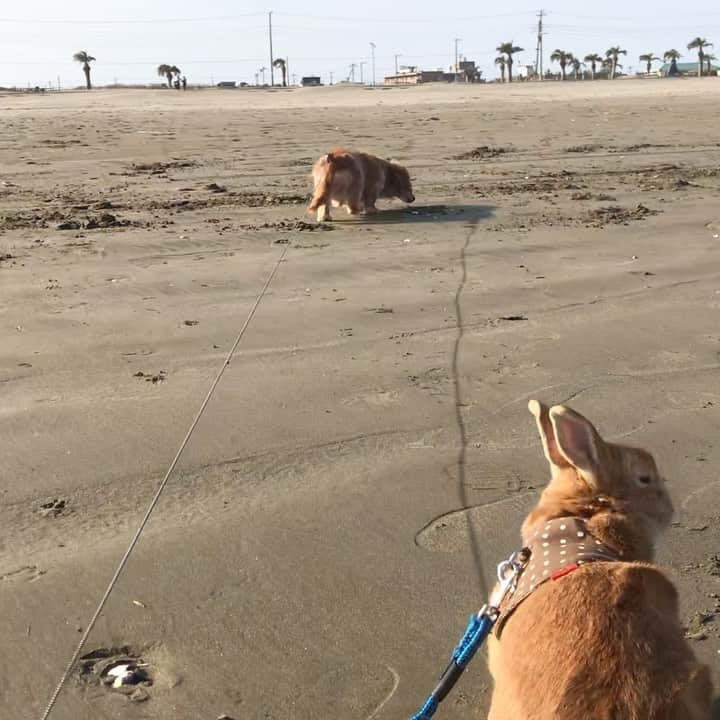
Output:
(515, 64), (537, 80)
(453, 60), (483, 82)
(301, 76), (322, 87)
(384, 69), (447, 85)
(659, 61), (719, 76)
(384, 59), (483, 85)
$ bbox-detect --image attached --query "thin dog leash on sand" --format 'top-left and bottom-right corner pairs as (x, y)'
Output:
(40, 242), (290, 720)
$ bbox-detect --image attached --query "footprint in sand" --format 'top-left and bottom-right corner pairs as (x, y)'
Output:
(415, 492), (537, 554)
(341, 390), (400, 407)
(0, 565), (46, 583)
(681, 480), (720, 515)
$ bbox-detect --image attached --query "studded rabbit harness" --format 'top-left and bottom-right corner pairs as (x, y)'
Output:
(494, 516), (620, 638)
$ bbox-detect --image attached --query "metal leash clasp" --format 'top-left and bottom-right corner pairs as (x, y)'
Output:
(488, 547), (530, 613)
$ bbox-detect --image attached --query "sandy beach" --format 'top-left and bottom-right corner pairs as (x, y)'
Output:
(1, 79), (719, 718)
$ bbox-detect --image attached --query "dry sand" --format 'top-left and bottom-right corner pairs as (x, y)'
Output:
(1, 80), (719, 719)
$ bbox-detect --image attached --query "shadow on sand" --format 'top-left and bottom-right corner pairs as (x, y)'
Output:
(329, 203), (495, 226)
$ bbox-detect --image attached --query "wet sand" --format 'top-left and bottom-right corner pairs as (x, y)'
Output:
(1, 80), (719, 718)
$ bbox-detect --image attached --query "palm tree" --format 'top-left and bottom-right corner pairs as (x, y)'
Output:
(273, 58), (287, 87)
(157, 64), (181, 88)
(584, 53), (603, 80)
(73, 51), (96, 90)
(638, 53), (660, 74)
(494, 55), (506, 82)
(550, 49), (571, 81)
(571, 56), (583, 80)
(687, 37), (712, 77)
(705, 53), (717, 74)
(663, 49), (681, 76)
(605, 46), (627, 79)
(157, 64), (171, 87)
(601, 57), (621, 78)
(496, 42), (523, 83)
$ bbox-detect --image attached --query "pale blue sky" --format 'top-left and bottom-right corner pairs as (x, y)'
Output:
(1, 0), (719, 87)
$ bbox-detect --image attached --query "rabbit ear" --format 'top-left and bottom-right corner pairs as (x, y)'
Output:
(528, 400), (570, 473)
(548, 405), (600, 488)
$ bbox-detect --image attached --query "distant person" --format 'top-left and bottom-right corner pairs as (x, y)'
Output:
(181, 75), (187, 91)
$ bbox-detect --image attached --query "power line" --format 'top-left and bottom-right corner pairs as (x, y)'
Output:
(274, 10), (537, 23)
(542, 20), (720, 36)
(0, 13), (265, 24)
(4, 9), (720, 25)
(550, 10), (720, 20)
(0, 10), (537, 25)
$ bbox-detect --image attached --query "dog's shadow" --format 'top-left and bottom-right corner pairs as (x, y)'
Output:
(335, 203), (495, 225)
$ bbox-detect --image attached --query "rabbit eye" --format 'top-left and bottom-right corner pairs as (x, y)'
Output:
(637, 475), (652, 486)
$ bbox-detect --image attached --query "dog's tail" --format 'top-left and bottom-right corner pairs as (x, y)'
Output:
(308, 152), (339, 211)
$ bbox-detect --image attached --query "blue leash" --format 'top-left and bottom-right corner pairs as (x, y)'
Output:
(409, 549), (529, 720)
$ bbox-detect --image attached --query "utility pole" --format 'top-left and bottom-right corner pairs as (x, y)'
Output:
(394, 54), (402, 74)
(286, 57), (289, 87)
(535, 9), (545, 80)
(359, 61), (366, 83)
(349, 63), (357, 82)
(454, 38), (462, 81)
(268, 11), (274, 86)
(259, 67), (267, 85)
(292, 73), (297, 86)
(370, 42), (376, 86)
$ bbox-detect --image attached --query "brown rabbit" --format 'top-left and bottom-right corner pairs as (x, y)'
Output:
(486, 400), (713, 720)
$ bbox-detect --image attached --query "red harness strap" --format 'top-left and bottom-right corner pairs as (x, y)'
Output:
(550, 562), (580, 581)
